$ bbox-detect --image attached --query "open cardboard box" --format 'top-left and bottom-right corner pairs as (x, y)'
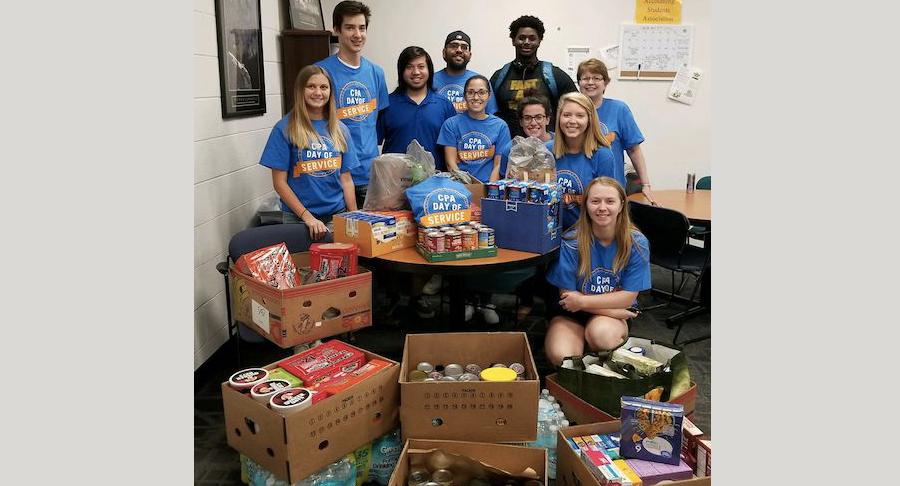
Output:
(399, 332), (539, 443)
(333, 210), (417, 258)
(388, 439), (547, 486)
(230, 252), (372, 348)
(556, 422), (711, 486)
(222, 341), (401, 484)
(546, 373), (698, 424)
(465, 183), (485, 208)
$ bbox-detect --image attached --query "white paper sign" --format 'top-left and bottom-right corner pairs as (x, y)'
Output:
(566, 46), (591, 80)
(668, 65), (703, 105)
(600, 44), (620, 70)
(251, 299), (270, 333)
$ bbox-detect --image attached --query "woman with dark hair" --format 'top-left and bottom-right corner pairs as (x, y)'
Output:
(377, 46), (456, 170)
(517, 88), (554, 142)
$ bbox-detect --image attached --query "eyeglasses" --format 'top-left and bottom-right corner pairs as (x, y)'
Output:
(447, 42), (470, 51)
(465, 89), (489, 97)
(521, 114), (547, 123)
(579, 76), (605, 84)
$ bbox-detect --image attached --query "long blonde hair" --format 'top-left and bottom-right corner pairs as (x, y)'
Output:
(552, 92), (610, 159)
(565, 177), (642, 278)
(288, 65), (347, 152)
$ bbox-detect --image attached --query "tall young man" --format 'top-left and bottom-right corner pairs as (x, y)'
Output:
(315, 1), (389, 205)
(433, 31), (498, 116)
(490, 15), (577, 138)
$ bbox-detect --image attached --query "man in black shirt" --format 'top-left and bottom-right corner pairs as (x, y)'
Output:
(490, 15), (577, 137)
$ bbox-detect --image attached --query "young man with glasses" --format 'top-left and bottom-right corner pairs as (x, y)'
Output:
(315, 1), (389, 206)
(433, 31), (499, 116)
(490, 15), (577, 138)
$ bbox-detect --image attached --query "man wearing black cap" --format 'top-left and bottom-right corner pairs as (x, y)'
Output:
(490, 15), (577, 137)
(433, 30), (498, 115)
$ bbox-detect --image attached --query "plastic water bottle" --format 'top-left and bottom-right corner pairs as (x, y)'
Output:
(546, 424), (559, 479)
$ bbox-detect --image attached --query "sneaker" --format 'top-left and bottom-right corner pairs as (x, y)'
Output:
(422, 275), (442, 295)
(413, 296), (436, 319)
(464, 304), (475, 322)
(480, 303), (500, 325)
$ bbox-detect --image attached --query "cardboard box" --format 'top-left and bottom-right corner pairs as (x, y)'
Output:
(557, 422), (710, 486)
(415, 243), (498, 262)
(230, 252), (372, 348)
(481, 199), (560, 254)
(399, 332), (540, 443)
(465, 183), (486, 208)
(333, 210), (417, 258)
(388, 439), (547, 486)
(222, 342), (401, 484)
(545, 373), (697, 423)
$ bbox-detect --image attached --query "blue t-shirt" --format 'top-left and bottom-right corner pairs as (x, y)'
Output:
(595, 98), (645, 188)
(437, 113), (511, 183)
(259, 117), (360, 217)
(547, 140), (616, 231)
(546, 230), (651, 306)
(315, 55), (389, 186)
(377, 90), (457, 170)
(433, 69), (499, 115)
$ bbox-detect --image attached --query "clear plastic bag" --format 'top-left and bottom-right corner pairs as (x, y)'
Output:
(363, 140), (436, 210)
(504, 135), (556, 182)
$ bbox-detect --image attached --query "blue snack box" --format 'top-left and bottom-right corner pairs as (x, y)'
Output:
(619, 397), (684, 466)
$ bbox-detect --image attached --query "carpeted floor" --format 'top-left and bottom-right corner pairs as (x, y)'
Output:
(195, 265), (710, 485)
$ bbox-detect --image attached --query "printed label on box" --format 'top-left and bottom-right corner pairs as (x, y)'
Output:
(251, 299), (270, 333)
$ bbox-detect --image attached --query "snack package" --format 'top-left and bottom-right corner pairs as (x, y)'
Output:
(619, 397), (684, 466)
(365, 139), (436, 210)
(505, 136), (556, 182)
(234, 242), (299, 289)
(277, 341), (367, 384)
(309, 242), (359, 280)
(368, 428), (402, 485)
(406, 173), (473, 227)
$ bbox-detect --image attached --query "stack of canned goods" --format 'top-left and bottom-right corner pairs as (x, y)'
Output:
(418, 222), (495, 253)
(407, 361), (527, 382)
(485, 179), (559, 205)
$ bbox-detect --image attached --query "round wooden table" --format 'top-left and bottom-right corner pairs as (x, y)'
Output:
(363, 246), (558, 325)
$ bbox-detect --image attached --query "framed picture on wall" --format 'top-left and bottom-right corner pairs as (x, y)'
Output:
(289, 0), (326, 30)
(215, 0), (267, 118)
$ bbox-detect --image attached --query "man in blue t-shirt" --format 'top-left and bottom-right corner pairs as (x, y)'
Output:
(316, 1), (389, 206)
(433, 31), (499, 116)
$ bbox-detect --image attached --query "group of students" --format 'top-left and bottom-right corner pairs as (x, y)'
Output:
(258, 1), (657, 364)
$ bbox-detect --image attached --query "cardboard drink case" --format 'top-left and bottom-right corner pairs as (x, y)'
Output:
(481, 199), (560, 254)
(557, 422), (710, 486)
(222, 341), (400, 484)
(333, 210), (417, 258)
(388, 439), (547, 486)
(399, 332), (539, 443)
(230, 252), (372, 348)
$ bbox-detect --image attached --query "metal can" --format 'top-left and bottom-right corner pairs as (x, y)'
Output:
(444, 363), (464, 378)
(458, 372), (480, 381)
(509, 362), (526, 377)
(426, 231), (445, 253)
(461, 229), (478, 250)
(408, 369), (427, 382)
(478, 227), (494, 248)
(490, 363), (507, 368)
(432, 470), (453, 486)
(408, 469), (431, 486)
(438, 375), (458, 381)
(486, 181), (506, 200)
(416, 362), (434, 373)
(418, 226), (427, 247)
(686, 172), (696, 193)
(445, 230), (462, 252)
(465, 363), (482, 375)
(428, 371), (444, 380)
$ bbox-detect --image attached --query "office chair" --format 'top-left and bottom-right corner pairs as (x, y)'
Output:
(215, 224), (332, 365)
(689, 176), (711, 243)
(459, 268), (537, 330)
(628, 201), (710, 346)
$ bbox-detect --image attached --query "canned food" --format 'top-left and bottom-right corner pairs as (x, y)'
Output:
(418, 227), (427, 246)
(465, 363), (482, 375)
(408, 469), (431, 486)
(408, 370), (428, 382)
(428, 371), (444, 380)
(438, 375), (458, 381)
(490, 363), (508, 368)
(461, 229), (478, 250)
(478, 227), (495, 248)
(509, 362), (526, 377)
(432, 469), (453, 486)
(485, 181), (506, 200)
(444, 363), (464, 378)
(458, 372), (480, 381)
(426, 231), (445, 253)
(416, 362), (434, 373)
(445, 230), (462, 252)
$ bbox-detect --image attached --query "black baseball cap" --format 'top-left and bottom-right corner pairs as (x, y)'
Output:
(444, 30), (471, 48)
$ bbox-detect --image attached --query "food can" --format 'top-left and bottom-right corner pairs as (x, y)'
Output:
(465, 363), (482, 375)
(458, 372), (480, 381)
(509, 362), (526, 377)
(438, 375), (458, 381)
(490, 363), (508, 368)
(528, 184), (551, 204)
(416, 362), (434, 373)
(506, 182), (524, 202)
(461, 229), (478, 250)
(408, 469), (431, 486)
(408, 369), (428, 382)
(627, 346), (646, 356)
(268, 387), (313, 415)
(486, 181), (506, 200)
(445, 230), (462, 252)
(426, 231), (444, 253)
(432, 469), (453, 486)
(428, 371), (444, 380)
(250, 379), (291, 404)
(478, 227), (494, 248)
(228, 368), (269, 391)
(444, 363), (464, 378)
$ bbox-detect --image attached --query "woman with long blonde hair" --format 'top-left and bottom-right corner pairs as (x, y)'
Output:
(550, 92), (615, 231)
(544, 177), (651, 365)
(259, 65), (359, 241)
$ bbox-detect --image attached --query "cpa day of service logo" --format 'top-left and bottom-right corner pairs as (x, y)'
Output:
(337, 81), (376, 122)
(583, 267), (622, 294)
(438, 83), (467, 112)
(294, 135), (341, 178)
(456, 131), (495, 163)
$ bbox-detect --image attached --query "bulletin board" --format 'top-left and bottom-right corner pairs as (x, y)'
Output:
(619, 24), (693, 80)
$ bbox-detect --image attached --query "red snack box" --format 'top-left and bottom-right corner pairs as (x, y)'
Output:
(320, 359), (393, 395)
(235, 242), (299, 289)
(278, 341), (366, 384)
(680, 416), (704, 473)
(309, 242), (359, 279)
(695, 439), (711, 477)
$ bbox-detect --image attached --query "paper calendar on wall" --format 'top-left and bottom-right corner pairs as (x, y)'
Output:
(619, 24), (693, 80)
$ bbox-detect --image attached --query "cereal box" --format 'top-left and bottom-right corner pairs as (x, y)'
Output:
(619, 397), (684, 466)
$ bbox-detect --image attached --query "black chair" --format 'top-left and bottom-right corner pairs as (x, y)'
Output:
(628, 201), (710, 346)
(215, 224), (332, 365)
(688, 176), (711, 242)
